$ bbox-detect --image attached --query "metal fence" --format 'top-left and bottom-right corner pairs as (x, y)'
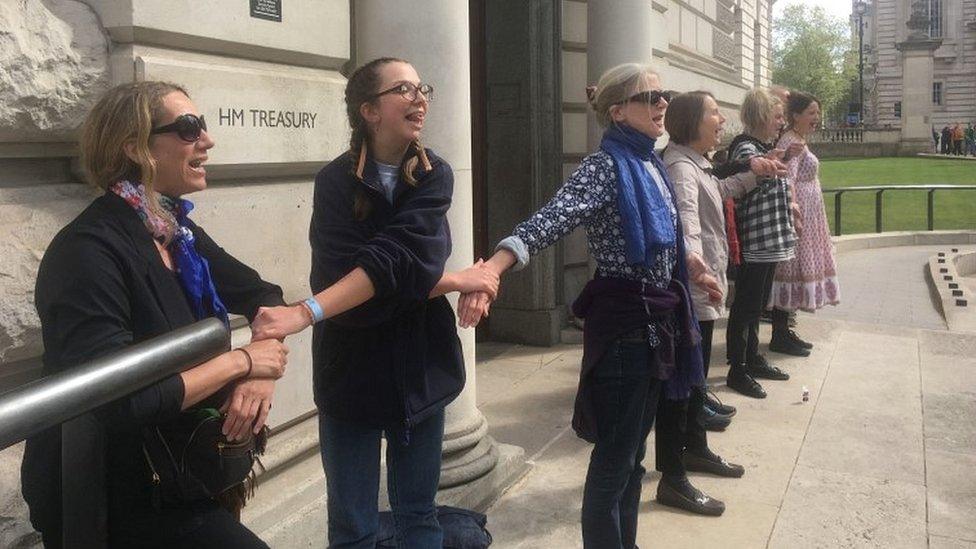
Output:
(822, 184), (976, 236)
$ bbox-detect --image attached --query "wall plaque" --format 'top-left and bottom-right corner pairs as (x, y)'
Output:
(250, 0), (282, 22)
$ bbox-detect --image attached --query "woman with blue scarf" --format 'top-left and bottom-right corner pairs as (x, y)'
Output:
(459, 64), (723, 548)
(24, 82), (288, 548)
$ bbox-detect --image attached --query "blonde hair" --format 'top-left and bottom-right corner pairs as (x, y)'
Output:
(588, 63), (659, 128)
(740, 87), (782, 136)
(80, 81), (188, 241)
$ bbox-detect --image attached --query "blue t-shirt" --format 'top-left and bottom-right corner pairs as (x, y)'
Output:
(375, 162), (398, 204)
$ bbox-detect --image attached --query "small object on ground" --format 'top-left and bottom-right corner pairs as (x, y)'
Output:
(802, 386), (810, 402)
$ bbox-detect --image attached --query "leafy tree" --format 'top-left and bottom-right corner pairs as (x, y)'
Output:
(773, 4), (857, 125)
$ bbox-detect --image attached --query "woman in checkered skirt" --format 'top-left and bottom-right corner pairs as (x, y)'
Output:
(768, 92), (840, 354)
(716, 88), (799, 399)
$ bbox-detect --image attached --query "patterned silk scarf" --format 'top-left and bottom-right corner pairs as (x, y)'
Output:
(110, 180), (229, 326)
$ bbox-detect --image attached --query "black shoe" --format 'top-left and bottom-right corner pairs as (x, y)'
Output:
(684, 451), (746, 478)
(769, 334), (811, 357)
(727, 367), (767, 398)
(705, 390), (736, 417)
(760, 310), (773, 324)
(787, 329), (813, 349)
(747, 355), (790, 380)
(656, 476), (725, 516)
(700, 404), (732, 432)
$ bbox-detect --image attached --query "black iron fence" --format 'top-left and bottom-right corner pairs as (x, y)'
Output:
(822, 184), (976, 236)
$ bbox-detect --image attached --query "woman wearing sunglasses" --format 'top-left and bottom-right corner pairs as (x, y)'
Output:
(22, 81), (289, 548)
(249, 57), (497, 548)
(455, 63), (717, 548)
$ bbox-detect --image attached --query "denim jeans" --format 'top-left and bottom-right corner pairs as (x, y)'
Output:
(581, 337), (662, 549)
(319, 409), (444, 549)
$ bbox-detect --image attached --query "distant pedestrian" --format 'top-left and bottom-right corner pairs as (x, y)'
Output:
(941, 126), (951, 154)
(965, 123), (975, 157)
(932, 126), (940, 153)
(952, 123), (964, 156)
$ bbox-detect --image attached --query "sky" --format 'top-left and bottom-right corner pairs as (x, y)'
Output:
(773, 0), (853, 22)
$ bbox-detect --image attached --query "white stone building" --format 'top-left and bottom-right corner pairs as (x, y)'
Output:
(859, 0), (976, 129)
(0, 1), (771, 545)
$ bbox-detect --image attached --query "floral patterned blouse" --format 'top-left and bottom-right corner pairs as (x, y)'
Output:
(497, 150), (678, 345)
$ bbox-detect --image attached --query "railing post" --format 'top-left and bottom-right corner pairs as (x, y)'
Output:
(875, 190), (884, 233)
(927, 189), (935, 231)
(834, 191), (843, 236)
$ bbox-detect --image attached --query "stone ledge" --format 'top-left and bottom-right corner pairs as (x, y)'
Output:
(927, 248), (976, 333)
(833, 231), (976, 254)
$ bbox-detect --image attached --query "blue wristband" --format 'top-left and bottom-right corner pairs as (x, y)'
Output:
(304, 297), (325, 323)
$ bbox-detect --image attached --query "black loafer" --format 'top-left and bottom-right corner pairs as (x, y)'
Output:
(701, 404), (732, 432)
(769, 335), (811, 357)
(656, 476), (725, 516)
(748, 355), (790, 380)
(684, 451), (746, 478)
(727, 367), (767, 398)
(705, 391), (736, 417)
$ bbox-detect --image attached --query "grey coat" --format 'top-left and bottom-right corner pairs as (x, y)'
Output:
(663, 143), (757, 320)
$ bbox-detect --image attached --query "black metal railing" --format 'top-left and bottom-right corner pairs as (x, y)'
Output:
(0, 318), (230, 548)
(822, 184), (976, 236)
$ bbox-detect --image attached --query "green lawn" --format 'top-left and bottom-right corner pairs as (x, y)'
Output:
(818, 157), (976, 235)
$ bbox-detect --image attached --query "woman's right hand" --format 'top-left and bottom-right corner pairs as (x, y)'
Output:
(749, 156), (787, 178)
(239, 338), (289, 379)
(453, 259), (500, 299)
(251, 304), (311, 341)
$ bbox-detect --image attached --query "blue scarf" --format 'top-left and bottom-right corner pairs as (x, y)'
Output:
(110, 180), (229, 327)
(600, 124), (676, 269)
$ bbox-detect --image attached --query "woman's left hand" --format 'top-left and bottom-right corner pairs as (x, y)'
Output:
(251, 304), (311, 341)
(693, 272), (724, 305)
(221, 378), (275, 441)
(790, 202), (803, 237)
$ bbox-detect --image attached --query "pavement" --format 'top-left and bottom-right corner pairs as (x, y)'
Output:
(481, 245), (976, 549)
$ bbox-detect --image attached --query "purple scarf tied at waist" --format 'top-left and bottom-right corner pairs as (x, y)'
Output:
(570, 275), (704, 443)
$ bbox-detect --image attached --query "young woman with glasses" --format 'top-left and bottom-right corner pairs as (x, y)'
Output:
(456, 63), (719, 548)
(23, 81), (289, 548)
(249, 57), (498, 548)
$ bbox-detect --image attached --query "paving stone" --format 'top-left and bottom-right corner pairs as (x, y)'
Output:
(927, 450), (976, 541)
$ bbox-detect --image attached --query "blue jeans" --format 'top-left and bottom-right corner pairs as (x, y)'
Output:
(581, 337), (662, 549)
(319, 410), (444, 549)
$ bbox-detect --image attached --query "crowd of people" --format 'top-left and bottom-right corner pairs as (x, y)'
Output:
(23, 57), (840, 549)
(935, 123), (976, 156)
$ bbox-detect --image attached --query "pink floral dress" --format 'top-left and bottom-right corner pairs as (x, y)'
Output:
(769, 132), (840, 312)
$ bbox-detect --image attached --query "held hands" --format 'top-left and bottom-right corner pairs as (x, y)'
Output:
(785, 140), (806, 161)
(686, 253), (723, 305)
(457, 291), (493, 329)
(251, 304), (311, 342)
(453, 259), (500, 299)
(239, 338), (289, 379)
(750, 155), (788, 178)
(221, 378), (275, 441)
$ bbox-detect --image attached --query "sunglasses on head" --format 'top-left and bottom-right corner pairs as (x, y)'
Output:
(627, 90), (673, 105)
(151, 114), (207, 143)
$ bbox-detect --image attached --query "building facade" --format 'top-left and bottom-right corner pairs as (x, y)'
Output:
(859, 0), (976, 129)
(0, 1), (771, 545)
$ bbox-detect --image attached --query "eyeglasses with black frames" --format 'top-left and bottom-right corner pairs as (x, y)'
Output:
(372, 82), (434, 103)
(150, 114), (207, 143)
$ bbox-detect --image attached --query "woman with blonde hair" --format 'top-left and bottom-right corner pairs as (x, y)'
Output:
(719, 87), (798, 399)
(23, 81), (289, 548)
(458, 63), (722, 547)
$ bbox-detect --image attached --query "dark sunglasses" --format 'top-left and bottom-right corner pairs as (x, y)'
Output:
(372, 82), (434, 103)
(150, 114), (207, 142)
(627, 89), (673, 106)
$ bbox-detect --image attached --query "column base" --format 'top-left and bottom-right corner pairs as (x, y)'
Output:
(437, 440), (530, 512)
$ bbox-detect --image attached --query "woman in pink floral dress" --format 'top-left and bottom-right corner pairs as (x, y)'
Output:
(768, 92), (840, 355)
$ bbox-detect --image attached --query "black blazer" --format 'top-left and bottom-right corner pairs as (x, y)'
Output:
(21, 192), (285, 542)
(310, 150), (464, 430)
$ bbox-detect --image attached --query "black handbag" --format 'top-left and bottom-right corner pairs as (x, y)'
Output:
(141, 407), (267, 509)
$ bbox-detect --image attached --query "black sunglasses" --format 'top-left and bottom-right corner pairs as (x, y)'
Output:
(372, 82), (434, 103)
(151, 114), (207, 142)
(627, 90), (673, 106)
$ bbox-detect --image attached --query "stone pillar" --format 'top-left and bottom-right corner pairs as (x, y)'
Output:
(896, 39), (942, 154)
(586, 0), (655, 151)
(353, 0), (524, 503)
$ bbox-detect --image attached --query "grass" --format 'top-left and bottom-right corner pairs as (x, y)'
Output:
(817, 157), (976, 234)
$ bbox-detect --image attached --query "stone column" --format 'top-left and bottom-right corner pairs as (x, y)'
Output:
(353, 0), (523, 503)
(896, 39), (942, 154)
(586, 0), (655, 150)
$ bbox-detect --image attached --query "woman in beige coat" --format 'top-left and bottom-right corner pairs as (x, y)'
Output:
(660, 91), (785, 486)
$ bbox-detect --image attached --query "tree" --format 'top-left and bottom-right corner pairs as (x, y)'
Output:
(773, 4), (856, 125)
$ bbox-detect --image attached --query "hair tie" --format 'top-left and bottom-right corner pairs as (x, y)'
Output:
(585, 85), (597, 105)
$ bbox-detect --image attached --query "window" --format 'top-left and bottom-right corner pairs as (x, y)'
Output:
(894, 101), (902, 118)
(928, 0), (943, 38)
(933, 82), (943, 105)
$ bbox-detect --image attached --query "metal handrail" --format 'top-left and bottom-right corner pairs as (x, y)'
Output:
(0, 318), (230, 450)
(821, 184), (976, 236)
